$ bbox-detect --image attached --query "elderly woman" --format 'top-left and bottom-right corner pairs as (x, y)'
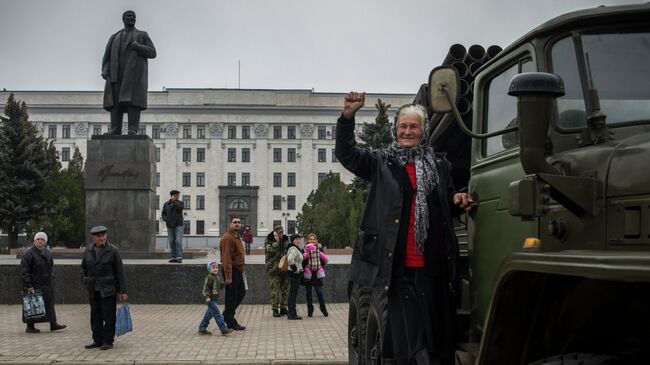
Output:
(336, 92), (472, 364)
(20, 232), (67, 333)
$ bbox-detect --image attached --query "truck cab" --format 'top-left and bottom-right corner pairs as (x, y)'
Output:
(448, 3), (650, 364)
(349, 3), (650, 365)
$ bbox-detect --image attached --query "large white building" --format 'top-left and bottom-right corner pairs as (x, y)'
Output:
(1, 89), (413, 246)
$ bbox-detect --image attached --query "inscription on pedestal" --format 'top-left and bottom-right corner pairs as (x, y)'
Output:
(85, 137), (156, 252)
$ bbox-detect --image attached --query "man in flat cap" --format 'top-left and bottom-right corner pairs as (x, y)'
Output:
(81, 226), (128, 350)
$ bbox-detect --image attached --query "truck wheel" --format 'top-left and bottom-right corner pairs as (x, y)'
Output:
(528, 353), (617, 365)
(349, 284), (372, 365)
(365, 289), (389, 365)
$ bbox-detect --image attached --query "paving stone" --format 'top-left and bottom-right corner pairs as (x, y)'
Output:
(0, 304), (348, 364)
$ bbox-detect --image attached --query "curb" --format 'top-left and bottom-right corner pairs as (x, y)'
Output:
(0, 361), (348, 365)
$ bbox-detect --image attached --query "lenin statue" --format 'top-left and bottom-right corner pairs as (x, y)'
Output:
(102, 10), (156, 135)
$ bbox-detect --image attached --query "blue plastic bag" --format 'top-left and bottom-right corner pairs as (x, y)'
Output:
(22, 289), (46, 321)
(115, 303), (133, 336)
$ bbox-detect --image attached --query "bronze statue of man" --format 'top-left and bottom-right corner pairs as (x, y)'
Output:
(102, 10), (156, 135)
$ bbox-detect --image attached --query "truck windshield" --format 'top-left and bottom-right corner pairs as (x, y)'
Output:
(551, 32), (650, 129)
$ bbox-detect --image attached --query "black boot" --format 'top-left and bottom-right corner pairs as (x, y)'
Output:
(320, 304), (328, 317)
(50, 323), (67, 331)
(287, 311), (302, 320)
(272, 309), (281, 318)
(307, 304), (314, 317)
(280, 307), (288, 316)
(25, 324), (40, 333)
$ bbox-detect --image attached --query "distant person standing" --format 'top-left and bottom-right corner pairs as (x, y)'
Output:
(264, 225), (290, 317)
(286, 233), (304, 320)
(220, 216), (246, 330)
(162, 190), (184, 263)
(101, 10), (156, 135)
(302, 233), (329, 317)
(81, 226), (128, 351)
(242, 224), (253, 255)
(20, 232), (67, 333)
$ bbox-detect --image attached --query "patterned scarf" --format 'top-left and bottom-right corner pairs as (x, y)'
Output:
(385, 130), (439, 254)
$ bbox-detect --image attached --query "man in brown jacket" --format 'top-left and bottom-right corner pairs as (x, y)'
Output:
(220, 216), (246, 330)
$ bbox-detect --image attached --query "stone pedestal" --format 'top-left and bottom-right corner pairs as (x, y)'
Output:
(85, 135), (156, 252)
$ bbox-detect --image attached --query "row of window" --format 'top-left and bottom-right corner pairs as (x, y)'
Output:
(156, 171), (338, 188)
(154, 195), (205, 210)
(156, 220), (205, 235)
(46, 124), (336, 140)
(172, 147), (338, 164)
(60, 146), (337, 165)
(154, 193), (298, 211)
(156, 219), (298, 236)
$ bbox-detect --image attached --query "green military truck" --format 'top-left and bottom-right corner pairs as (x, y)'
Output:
(348, 3), (650, 364)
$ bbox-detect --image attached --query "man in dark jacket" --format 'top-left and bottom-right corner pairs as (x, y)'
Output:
(102, 10), (156, 135)
(161, 189), (184, 263)
(81, 226), (128, 350)
(20, 232), (67, 333)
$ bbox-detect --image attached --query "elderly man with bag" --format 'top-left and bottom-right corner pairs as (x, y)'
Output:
(264, 225), (290, 317)
(20, 232), (67, 333)
(81, 226), (128, 350)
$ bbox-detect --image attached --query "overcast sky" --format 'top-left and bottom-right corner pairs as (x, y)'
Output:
(0, 0), (639, 94)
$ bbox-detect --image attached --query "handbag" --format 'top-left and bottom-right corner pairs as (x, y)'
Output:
(115, 303), (133, 336)
(278, 254), (289, 272)
(22, 289), (46, 321)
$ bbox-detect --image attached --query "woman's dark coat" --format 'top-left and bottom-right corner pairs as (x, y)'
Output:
(81, 243), (128, 299)
(20, 246), (55, 323)
(334, 114), (461, 294)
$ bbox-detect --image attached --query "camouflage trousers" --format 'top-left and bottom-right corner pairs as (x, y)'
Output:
(268, 274), (289, 309)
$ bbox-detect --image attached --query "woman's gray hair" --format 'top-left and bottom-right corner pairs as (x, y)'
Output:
(395, 104), (428, 130)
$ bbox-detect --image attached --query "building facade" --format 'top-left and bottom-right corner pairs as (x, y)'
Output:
(1, 89), (413, 246)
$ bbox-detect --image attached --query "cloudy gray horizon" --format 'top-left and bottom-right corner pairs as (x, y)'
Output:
(0, 0), (639, 94)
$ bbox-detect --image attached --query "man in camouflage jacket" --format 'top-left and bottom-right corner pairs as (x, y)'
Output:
(264, 225), (290, 317)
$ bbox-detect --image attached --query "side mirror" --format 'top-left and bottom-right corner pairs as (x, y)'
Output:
(428, 65), (518, 139)
(429, 66), (459, 113)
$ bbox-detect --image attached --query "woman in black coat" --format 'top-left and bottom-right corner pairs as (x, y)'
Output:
(336, 92), (472, 364)
(20, 232), (66, 333)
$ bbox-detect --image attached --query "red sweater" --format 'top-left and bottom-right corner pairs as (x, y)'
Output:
(405, 163), (424, 267)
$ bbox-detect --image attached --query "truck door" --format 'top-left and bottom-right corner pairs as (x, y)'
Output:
(468, 45), (538, 333)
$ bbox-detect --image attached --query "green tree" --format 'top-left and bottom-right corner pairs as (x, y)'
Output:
(359, 98), (393, 150)
(0, 94), (59, 248)
(296, 172), (354, 248)
(26, 147), (86, 248)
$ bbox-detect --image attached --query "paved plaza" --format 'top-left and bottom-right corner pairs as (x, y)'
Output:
(0, 303), (348, 365)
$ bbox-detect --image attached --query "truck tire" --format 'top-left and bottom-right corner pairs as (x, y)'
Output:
(349, 284), (372, 365)
(528, 353), (617, 365)
(365, 288), (389, 365)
